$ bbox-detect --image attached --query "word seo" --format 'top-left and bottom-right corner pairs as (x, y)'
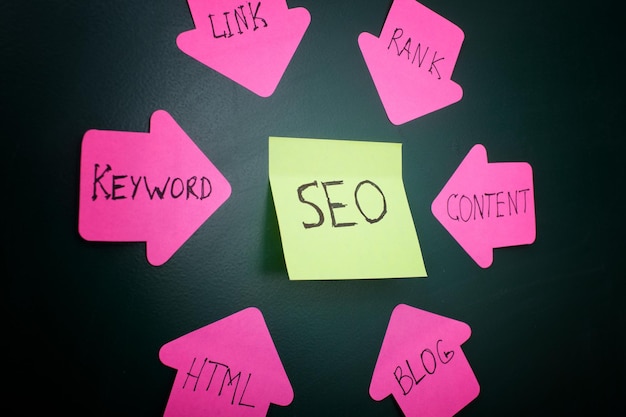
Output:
(296, 179), (388, 229)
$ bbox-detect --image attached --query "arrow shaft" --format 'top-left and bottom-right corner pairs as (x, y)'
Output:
(78, 130), (215, 242)
(445, 187), (531, 222)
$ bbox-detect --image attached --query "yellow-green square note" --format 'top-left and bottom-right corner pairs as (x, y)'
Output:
(269, 136), (427, 280)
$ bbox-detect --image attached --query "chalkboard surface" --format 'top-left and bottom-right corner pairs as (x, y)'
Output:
(5, 1), (624, 416)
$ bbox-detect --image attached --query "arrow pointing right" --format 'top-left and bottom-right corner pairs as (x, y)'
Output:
(78, 110), (231, 266)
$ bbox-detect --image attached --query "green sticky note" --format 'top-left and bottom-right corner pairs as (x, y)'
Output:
(269, 136), (427, 280)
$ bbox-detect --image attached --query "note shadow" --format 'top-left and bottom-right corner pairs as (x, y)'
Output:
(262, 183), (288, 274)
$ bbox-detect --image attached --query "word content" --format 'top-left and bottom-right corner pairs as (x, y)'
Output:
(297, 179), (387, 228)
(446, 188), (531, 222)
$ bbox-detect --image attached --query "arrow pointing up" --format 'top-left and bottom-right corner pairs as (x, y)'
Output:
(431, 144), (536, 268)
(370, 304), (479, 417)
(159, 307), (293, 417)
(358, 0), (464, 125)
(78, 110), (231, 266)
(177, 0), (311, 97)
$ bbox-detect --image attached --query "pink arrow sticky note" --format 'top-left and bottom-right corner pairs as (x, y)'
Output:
(358, 0), (464, 125)
(177, 0), (311, 97)
(159, 307), (293, 417)
(78, 110), (231, 266)
(370, 304), (479, 417)
(431, 144), (536, 268)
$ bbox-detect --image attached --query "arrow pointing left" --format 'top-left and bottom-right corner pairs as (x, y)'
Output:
(431, 144), (535, 268)
(78, 110), (231, 266)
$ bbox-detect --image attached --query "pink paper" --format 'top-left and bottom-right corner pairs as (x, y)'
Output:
(159, 307), (293, 417)
(177, 0), (310, 97)
(78, 110), (231, 266)
(431, 144), (536, 268)
(370, 304), (479, 417)
(358, 0), (464, 124)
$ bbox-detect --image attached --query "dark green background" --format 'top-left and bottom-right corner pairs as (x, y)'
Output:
(5, 1), (624, 415)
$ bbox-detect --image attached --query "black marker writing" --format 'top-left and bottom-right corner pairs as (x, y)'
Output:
(388, 27), (444, 79)
(91, 163), (213, 201)
(209, 1), (268, 39)
(183, 357), (255, 408)
(446, 189), (530, 222)
(394, 339), (455, 396)
(297, 179), (387, 229)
